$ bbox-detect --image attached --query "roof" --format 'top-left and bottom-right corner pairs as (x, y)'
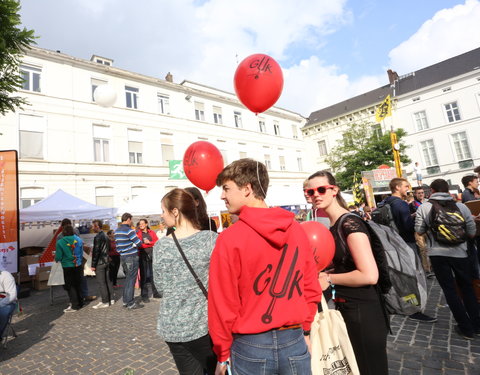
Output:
(306, 47), (480, 126)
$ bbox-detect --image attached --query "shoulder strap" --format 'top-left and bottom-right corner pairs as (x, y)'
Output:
(171, 231), (208, 299)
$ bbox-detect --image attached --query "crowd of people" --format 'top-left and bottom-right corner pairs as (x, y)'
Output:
(39, 160), (480, 375)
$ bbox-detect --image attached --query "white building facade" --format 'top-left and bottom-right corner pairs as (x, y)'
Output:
(0, 47), (310, 210)
(303, 48), (480, 189)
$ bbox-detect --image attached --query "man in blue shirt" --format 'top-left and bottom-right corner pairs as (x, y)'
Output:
(115, 213), (142, 309)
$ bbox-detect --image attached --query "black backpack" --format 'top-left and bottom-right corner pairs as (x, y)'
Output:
(371, 200), (399, 233)
(429, 199), (467, 245)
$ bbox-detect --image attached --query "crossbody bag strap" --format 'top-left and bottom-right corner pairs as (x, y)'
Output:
(171, 231), (208, 299)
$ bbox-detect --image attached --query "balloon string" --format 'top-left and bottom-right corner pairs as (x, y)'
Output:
(256, 161), (267, 199)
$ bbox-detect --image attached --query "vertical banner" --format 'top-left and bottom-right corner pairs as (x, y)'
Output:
(0, 150), (19, 273)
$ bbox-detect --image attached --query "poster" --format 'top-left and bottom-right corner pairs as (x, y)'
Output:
(0, 150), (19, 273)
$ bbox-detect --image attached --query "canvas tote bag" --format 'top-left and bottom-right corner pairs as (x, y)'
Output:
(310, 295), (360, 375)
(47, 262), (65, 286)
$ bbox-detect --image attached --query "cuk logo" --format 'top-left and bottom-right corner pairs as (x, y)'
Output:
(253, 244), (303, 324)
(0, 246), (15, 253)
(322, 357), (352, 375)
(249, 56), (273, 79)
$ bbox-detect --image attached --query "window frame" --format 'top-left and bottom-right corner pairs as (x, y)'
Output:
(450, 131), (472, 162)
(125, 86), (139, 109)
(19, 64), (41, 92)
(443, 101), (461, 123)
(413, 110), (429, 131)
(157, 93), (170, 114)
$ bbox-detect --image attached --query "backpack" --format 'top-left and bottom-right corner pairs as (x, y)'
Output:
(428, 199), (467, 245)
(371, 200), (399, 232)
(337, 214), (427, 316)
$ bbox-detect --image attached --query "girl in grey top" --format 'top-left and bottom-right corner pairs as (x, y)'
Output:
(153, 188), (218, 375)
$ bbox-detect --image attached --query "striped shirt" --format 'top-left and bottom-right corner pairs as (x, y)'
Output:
(114, 224), (142, 256)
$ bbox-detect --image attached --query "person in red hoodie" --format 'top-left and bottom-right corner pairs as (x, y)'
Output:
(136, 218), (162, 302)
(208, 158), (322, 375)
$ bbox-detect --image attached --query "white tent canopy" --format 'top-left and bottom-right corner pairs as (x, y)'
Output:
(20, 189), (117, 222)
(117, 191), (163, 217)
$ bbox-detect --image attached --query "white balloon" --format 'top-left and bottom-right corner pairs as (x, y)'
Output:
(94, 85), (117, 107)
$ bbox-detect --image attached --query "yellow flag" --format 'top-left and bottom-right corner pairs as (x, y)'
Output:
(375, 95), (392, 123)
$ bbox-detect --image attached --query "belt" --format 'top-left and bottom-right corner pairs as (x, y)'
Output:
(275, 324), (302, 331)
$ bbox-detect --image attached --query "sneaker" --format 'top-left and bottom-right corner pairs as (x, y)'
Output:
(426, 272), (435, 279)
(408, 312), (438, 323)
(85, 295), (97, 301)
(127, 303), (144, 310)
(142, 297), (150, 303)
(454, 325), (474, 340)
(63, 306), (77, 313)
(110, 300), (115, 305)
(93, 302), (109, 309)
(152, 293), (162, 299)
(92, 301), (105, 309)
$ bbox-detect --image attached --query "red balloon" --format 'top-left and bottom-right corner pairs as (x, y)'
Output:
(183, 141), (224, 193)
(234, 54), (284, 114)
(300, 221), (335, 272)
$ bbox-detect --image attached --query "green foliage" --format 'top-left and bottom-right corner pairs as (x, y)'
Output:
(0, 0), (36, 115)
(325, 122), (411, 190)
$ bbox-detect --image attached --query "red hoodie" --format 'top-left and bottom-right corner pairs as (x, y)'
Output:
(208, 206), (322, 361)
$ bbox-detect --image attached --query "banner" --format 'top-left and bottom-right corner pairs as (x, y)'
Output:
(0, 150), (19, 273)
(375, 95), (392, 123)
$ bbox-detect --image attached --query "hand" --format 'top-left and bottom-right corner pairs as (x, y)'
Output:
(474, 214), (480, 223)
(304, 334), (311, 354)
(318, 272), (330, 291)
(91, 267), (96, 271)
(215, 362), (227, 375)
(143, 238), (151, 244)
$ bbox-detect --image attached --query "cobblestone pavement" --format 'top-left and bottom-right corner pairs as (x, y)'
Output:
(1, 277), (479, 374)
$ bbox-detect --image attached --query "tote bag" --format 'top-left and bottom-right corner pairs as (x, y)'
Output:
(47, 262), (65, 286)
(310, 295), (360, 375)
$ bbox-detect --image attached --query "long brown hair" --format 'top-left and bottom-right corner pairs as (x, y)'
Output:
(307, 170), (348, 209)
(184, 187), (213, 231)
(162, 188), (201, 229)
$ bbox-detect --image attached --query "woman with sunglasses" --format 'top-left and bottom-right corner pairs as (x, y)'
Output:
(306, 170), (388, 375)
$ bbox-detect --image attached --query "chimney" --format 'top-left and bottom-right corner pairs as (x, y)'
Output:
(387, 69), (399, 85)
(165, 72), (173, 83)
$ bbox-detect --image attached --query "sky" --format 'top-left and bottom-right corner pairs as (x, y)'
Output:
(19, 0), (480, 117)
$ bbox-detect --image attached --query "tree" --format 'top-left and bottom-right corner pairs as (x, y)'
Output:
(325, 122), (411, 190)
(0, 0), (36, 115)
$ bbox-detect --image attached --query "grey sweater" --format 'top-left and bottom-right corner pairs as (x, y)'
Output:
(415, 193), (476, 258)
(152, 230), (217, 342)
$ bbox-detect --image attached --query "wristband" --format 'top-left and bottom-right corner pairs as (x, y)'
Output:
(303, 330), (310, 336)
(218, 361), (229, 366)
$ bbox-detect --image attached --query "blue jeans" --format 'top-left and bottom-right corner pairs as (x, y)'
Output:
(0, 303), (16, 338)
(121, 254), (139, 307)
(430, 255), (480, 335)
(231, 328), (311, 375)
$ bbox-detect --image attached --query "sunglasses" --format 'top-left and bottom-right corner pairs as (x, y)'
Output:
(304, 185), (336, 197)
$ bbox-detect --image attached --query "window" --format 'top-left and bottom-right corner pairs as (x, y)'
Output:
(273, 121), (280, 136)
(157, 94), (170, 114)
(451, 131), (472, 161)
(317, 140), (327, 156)
(195, 102), (205, 121)
(20, 187), (45, 209)
(297, 157), (303, 172)
(128, 129), (143, 164)
(161, 144), (174, 165)
(96, 187), (114, 207)
(213, 106), (223, 124)
(92, 125), (110, 162)
(372, 124), (383, 138)
(19, 114), (45, 159)
(413, 111), (429, 131)
(91, 78), (107, 101)
(342, 133), (353, 147)
(279, 156), (286, 171)
(444, 101), (461, 123)
(292, 125), (298, 139)
(125, 86), (139, 109)
(20, 65), (41, 92)
(420, 139), (440, 174)
(264, 154), (271, 170)
(259, 119), (266, 133)
(234, 111), (243, 128)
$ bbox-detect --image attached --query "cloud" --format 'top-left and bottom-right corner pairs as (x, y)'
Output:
(388, 0), (480, 75)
